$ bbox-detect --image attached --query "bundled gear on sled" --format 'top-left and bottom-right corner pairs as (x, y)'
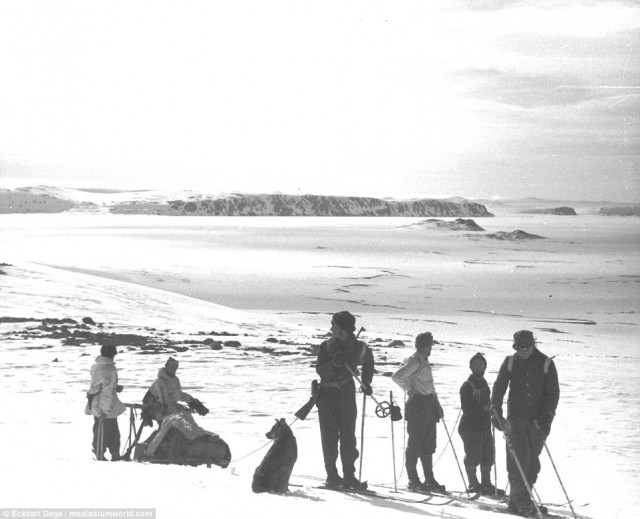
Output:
(126, 357), (231, 468)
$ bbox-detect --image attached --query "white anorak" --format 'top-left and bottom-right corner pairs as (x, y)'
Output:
(85, 355), (126, 419)
(149, 367), (193, 415)
(391, 351), (438, 399)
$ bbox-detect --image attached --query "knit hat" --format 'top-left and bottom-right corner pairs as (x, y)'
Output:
(415, 332), (433, 348)
(331, 311), (356, 333)
(513, 330), (535, 349)
(165, 357), (179, 369)
(469, 352), (487, 367)
(100, 344), (117, 359)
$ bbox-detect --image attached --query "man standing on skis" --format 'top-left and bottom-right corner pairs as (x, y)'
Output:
(459, 352), (498, 495)
(491, 330), (560, 516)
(316, 311), (374, 490)
(392, 332), (446, 493)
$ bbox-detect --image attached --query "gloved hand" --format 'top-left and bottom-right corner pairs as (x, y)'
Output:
(361, 382), (373, 396)
(535, 413), (553, 436)
(116, 385), (124, 393)
(332, 351), (345, 368)
(436, 402), (444, 422)
(491, 408), (505, 432)
(189, 398), (209, 416)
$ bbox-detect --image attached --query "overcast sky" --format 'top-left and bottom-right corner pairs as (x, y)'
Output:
(0, 0), (638, 201)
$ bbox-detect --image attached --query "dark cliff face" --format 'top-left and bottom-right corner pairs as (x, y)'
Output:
(139, 194), (494, 217)
(522, 206), (577, 215)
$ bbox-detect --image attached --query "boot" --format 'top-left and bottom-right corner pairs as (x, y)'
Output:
(325, 466), (344, 489)
(406, 455), (422, 490)
(343, 473), (367, 491)
(480, 466), (502, 496)
(466, 467), (481, 493)
(420, 455), (446, 493)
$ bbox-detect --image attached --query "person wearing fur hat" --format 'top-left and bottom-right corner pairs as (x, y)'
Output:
(491, 330), (560, 516)
(392, 332), (446, 492)
(85, 344), (126, 461)
(147, 357), (194, 420)
(316, 311), (374, 490)
(459, 352), (497, 495)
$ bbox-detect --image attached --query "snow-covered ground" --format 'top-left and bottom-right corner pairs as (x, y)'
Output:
(0, 213), (638, 519)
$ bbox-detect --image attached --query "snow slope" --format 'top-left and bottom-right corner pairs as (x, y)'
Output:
(0, 214), (638, 519)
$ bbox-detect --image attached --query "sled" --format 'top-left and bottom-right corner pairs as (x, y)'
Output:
(124, 404), (231, 468)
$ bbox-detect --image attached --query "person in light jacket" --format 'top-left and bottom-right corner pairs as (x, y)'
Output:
(85, 344), (126, 460)
(392, 332), (446, 492)
(147, 357), (194, 419)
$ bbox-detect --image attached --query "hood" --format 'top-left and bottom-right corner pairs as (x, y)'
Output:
(94, 355), (115, 365)
(157, 367), (177, 381)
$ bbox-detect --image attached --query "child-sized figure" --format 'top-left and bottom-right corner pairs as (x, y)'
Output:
(458, 352), (498, 495)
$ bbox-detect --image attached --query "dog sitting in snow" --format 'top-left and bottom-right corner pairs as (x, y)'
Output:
(252, 418), (298, 493)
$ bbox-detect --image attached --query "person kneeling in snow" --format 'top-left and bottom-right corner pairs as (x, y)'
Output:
(85, 344), (126, 461)
(142, 356), (211, 457)
(147, 357), (196, 420)
(458, 352), (497, 495)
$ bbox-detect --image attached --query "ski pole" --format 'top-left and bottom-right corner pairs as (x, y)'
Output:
(390, 391), (398, 493)
(96, 415), (105, 461)
(502, 426), (544, 519)
(355, 323), (368, 482)
(358, 391), (366, 484)
(543, 441), (578, 519)
(442, 417), (468, 492)
(341, 327), (394, 419)
(492, 424), (498, 499)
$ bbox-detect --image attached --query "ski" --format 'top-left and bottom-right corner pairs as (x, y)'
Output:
(314, 484), (456, 506)
(368, 482), (481, 504)
(449, 499), (581, 518)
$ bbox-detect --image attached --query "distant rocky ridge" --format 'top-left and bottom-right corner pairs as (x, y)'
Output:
(599, 206), (640, 216)
(521, 206), (577, 215)
(113, 194), (494, 217)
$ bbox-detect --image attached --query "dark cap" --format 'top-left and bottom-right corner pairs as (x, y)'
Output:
(469, 352), (487, 367)
(513, 330), (535, 348)
(415, 332), (433, 348)
(165, 357), (179, 368)
(331, 311), (356, 333)
(100, 344), (117, 359)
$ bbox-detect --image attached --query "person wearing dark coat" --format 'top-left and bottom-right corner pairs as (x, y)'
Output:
(491, 330), (560, 517)
(459, 352), (496, 494)
(316, 311), (374, 490)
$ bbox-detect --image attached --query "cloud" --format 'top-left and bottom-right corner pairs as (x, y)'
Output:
(455, 0), (640, 14)
(452, 67), (640, 108)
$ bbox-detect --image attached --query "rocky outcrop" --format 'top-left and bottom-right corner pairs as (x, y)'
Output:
(483, 230), (545, 240)
(405, 218), (485, 231)
(112, 194), (494, 217)
(0, 189), (76, 214)
(522, 207), (577, 215)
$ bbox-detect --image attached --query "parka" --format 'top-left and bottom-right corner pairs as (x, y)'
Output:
(85, 355), (126, 419)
